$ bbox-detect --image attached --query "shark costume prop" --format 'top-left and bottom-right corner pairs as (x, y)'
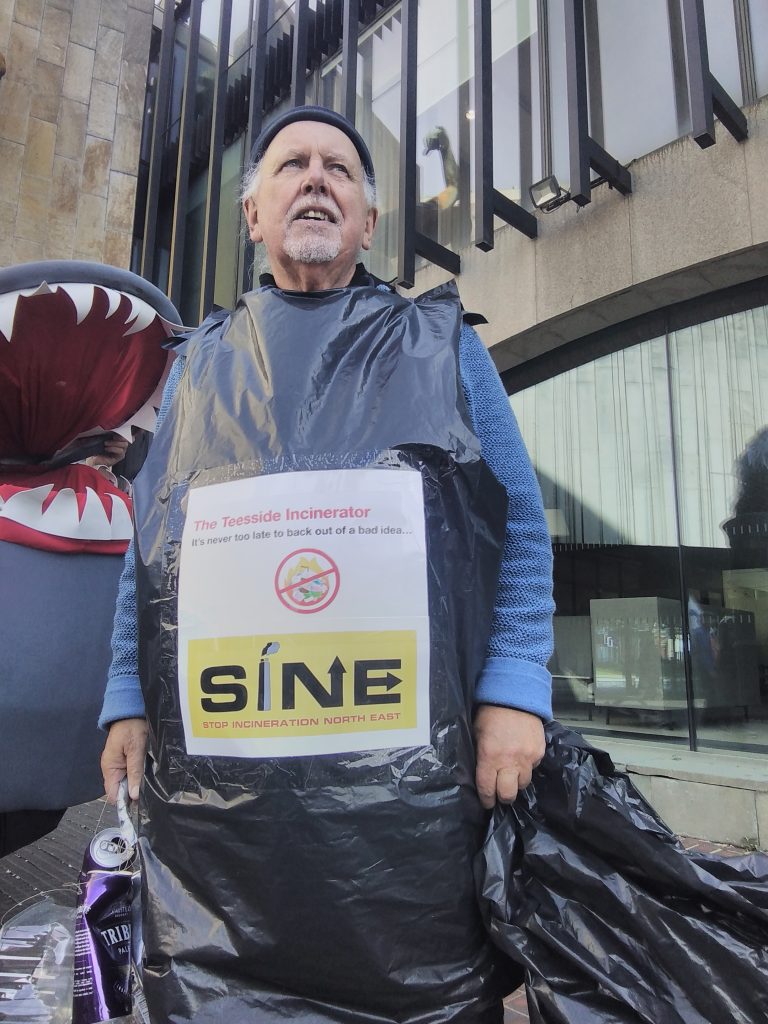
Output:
(0, 261), (181, 819)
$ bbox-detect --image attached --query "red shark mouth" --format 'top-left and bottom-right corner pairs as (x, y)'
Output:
(0, 464), (133, 554)
(0, 280), (181, 553)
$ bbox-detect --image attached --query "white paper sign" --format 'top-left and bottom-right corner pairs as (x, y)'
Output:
(177, 468), (430, 757)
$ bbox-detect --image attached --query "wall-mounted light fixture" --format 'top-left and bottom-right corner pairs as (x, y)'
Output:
(529, 175), (571, 213)
(530, 173), (614, 213)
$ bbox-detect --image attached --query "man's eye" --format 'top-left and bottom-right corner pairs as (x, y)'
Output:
(329, 163), (349, 175)
(281, 159), (301, 169)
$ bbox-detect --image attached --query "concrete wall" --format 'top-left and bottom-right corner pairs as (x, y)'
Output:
(0, 0), (154, 269)
(603, 738), (768, 849)
(414, 95), (768, 372)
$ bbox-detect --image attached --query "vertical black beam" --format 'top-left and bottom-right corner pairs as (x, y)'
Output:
(583, 0), (603, 146)
(341, 0), (359, 121)
(168, 0), (202, 312)
(397, 0), (418, 287)
(667, 0), (691, 136)
(242, 0), (270, 294)
(537, 0), (551, 177)
(472, 0), (493, 250)
(680, 0), (715, 147)
(200, 0), (233, 320)
(564, 0), (590, 205)
(245, 0), (270, 156)
(665, 331), (699, 752)
(518, 32), (533, 210)
(681, 0), (747, 147)
(291, 0), (309, 106)
(473, 0), (536, 249)
(456, 0), (471, 248)
(141, 0), (176, 283)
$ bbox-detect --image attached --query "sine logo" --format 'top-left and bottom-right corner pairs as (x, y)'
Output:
(275, 548), (340, 613)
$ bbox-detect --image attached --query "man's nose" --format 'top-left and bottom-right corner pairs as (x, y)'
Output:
(301, 159), (327, 194)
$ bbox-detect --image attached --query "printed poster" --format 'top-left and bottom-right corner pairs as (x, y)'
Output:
(177, 468), (430, 757)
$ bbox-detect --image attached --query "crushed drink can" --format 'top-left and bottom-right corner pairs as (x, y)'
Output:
(72, 784), (136, 1024)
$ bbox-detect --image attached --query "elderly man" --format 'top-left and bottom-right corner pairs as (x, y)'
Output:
(100, 106), (553, 1024)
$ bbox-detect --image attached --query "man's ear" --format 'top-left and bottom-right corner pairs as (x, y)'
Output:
(361, 207), (379, 252)
(243, 197), (263, 244)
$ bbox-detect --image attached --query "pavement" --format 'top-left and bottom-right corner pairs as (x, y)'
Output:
(0, 802), (753, 1024)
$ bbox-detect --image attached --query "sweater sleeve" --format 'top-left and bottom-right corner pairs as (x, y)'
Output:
(98, 355), (187, 728)
(458, 323), (554, 720)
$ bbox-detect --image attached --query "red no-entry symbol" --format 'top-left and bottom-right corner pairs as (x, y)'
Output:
(274, 548), (340, 614)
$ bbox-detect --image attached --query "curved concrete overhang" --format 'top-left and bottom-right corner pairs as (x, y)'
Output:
(413, 95), (768, 377)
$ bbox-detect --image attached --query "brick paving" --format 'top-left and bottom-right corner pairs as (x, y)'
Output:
(0, 804), (754, 1023)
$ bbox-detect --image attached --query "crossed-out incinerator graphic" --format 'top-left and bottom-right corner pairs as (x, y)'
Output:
(275, 548), (340, 613)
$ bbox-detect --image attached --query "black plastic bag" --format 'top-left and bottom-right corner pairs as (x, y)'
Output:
(132, 282), (511, 1022)
(477, 722), (768, 1024)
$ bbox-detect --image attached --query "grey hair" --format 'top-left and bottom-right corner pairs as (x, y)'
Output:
(240, 157), (378, 210)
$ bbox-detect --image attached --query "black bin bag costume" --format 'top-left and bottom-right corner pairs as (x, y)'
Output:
(132, 281), (516, 1023)
(477, 722), (768, 1024)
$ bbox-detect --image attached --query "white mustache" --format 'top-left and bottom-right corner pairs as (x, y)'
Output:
(288, 198), (341, 224)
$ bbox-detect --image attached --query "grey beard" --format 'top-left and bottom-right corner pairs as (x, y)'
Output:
(282, 232), (342, 264)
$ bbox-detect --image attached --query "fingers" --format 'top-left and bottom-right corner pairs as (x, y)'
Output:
(101, 718), (148, 804)
(475, 761), (500, 810)
(474, 705), (546, 809)
(88, 438), (129, 469)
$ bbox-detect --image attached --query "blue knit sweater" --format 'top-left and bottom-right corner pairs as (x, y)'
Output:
(99, 320), (554, 728)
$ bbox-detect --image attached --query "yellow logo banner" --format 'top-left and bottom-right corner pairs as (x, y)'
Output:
(187, 630), (418, 740)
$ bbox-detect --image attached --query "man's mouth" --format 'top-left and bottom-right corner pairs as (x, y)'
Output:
(293, 207), (338, 224)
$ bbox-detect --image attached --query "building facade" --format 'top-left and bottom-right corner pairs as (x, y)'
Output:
(3, 0), (768, 769)
(0, 0), (154, 267)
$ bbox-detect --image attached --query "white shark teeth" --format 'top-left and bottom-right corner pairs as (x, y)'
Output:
(0, 484), (133, 541)
(0, 282), (187, 343)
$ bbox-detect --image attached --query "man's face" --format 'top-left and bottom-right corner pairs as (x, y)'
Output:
(243, 121), (378, 286)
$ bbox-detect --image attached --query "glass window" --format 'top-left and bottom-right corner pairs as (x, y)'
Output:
(590, 0), (690, 165)
(214, 139), (247, 309)
(514, 302), (768, 756)
(179, 0), (225, 325)
(415, 0), (474, 253)
(353, 7), (403, 282)
(702, 0), (742, 105)
(669, 306), (768, 753)
(547, 0), (570, 190)
(514, 336), (686, 742)
(230, 0), (253, 63)
(750, 0), (768, 98)
(492, 0), (542, 212)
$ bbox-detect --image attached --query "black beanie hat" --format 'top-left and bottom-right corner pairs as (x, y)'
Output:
(250, 105), (376, 184)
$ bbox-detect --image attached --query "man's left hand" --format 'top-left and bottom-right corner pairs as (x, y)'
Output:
(474, 705), (546, 809)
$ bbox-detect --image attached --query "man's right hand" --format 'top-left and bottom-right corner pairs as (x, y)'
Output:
(101, 718), (148, 804)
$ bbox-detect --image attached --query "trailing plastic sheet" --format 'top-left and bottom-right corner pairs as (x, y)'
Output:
(477, 722), (768, 1024)
(132, 281), (512, 1022)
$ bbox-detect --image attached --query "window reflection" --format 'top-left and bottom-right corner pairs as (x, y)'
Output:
(229, 1), (253, 63)
(702, 0), (742, 105)
(514, 302), (768, 754)
(670, 307), (768, 752)
(750, 0), (768, 98)
(179, 0), (224, 325)
(415, 0), (473, 251)
(587, 0), (690, 165)
(492, 0), (541, 212)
